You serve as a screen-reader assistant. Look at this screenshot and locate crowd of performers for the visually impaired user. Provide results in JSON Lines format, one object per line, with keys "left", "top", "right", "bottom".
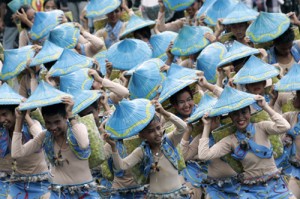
{"left": 1, "top": 0, "right": 300, "bottom": 198}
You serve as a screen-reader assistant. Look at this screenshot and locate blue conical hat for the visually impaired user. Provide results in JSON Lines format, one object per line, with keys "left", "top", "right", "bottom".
{"left": 19, "top": 81, "right": 72, "bottom": 111}
{"left": 167, "top": 63, "right": 198, "bottom": 80}
{"left": 0, "top": 45, "right": 35, "bottom": 81}
{"left": 217, "top": 40, "right": 260, "bottom": 68}
{"left": 0, "top": 83, "right": 24, "bottom": 105}
{"left": 119, "top": 15, "right": 156, "bottom": 39}
{"left": 30, "top": 40, "right": 64, "bottom": 66}
{"left": 274, "top": 63, "right": 300, "bottom": 92}
{"left": 171, "top": 25, "right": 213, "bottom": 56}
{"left": 197, "top": 42, "right": 227, "bottom": 84}
{"left": 163, "top": 0, "right": 195, "bottom": 11}
{"left": 93, "top": 50, "right": 107, "bottom": 76}
{"left": 149, "top": 31, "right": 178, "bottom": 61}
{"left": 86, "top": 0, "right": 121, "bottom": 18}
{"left": 7, "top": 0, "right": 31, "bottom": 13}
{"left": 48, "top": 49, "right": 94, "bottom": 77}
{"left": 196, "top": 0, "right": 216, "bottom": 18}
{"left": 204, "top": 0, "right": 237, "bottom": 26}
{"left": 107, "top": 39, "right": 152, "bottom": 70}
{"left": 60, "top": 68, "right": 93, "bottom": 93}
{"left": 71, "top": 89, "right": 102, "bottom": 115}
{"left": 30, "top": 10, "right": 63, "bottom": 40}
{"left": 105, "top": 99, "right": 156, "bottom": 140}
{"left": 233, "top": 55, "right": 279, "bottom": 84}
{"left": 188, "top": 92, "right": 217, "bottom": 123}
{"left": 209, "top": 86, "right": 256, "bottom": 117}
{"left": 128, "top": 58, "right": 166, "bottom": 100}
{"left": 246, "top": 12, "right": 290, "bottom": 43}
{"left": 49, "top": 22, "right": 80, "bottom": 49}
{"left": 222, "top": 2, "right": 258, "bottom": 25}
{"left": 158, "top": 77, "right": 197, "bottom": 103}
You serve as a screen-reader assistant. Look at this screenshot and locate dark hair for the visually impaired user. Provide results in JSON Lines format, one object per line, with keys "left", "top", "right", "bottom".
{"left": 43, "top": 0, "right": 60, "bottom": 9}
{"left": 41, "top": 103, "right": 67, "bottom": 118}
{"left": 19, "top": 5, "right": 33, "bottom": 29}
{"left": 97, "top": 70, "right": 104, "bottom": 78}
{"left": 43, "top": 60, "right": 56, "bottom": 70}
{"left": 141, "top": 114, "right": 161, "bottom": 133}
{"left": 274, "top": 26, "right": 294, "bottom": 45}
{"left": 0, "top": 105, "right": 17, "bottom": 113}
{"left": 170, "top": 86, "right": 193, "bottom": 105}
{"left": 133, "top": 26, "right": 152, "bottom": 40}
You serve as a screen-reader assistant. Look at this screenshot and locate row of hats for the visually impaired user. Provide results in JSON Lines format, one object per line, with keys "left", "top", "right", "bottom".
{"left": 85, "top": 0, "right": 196, "bottom": 19}
{"left": 1, "top": 62, "right": 298, "bottom": 141}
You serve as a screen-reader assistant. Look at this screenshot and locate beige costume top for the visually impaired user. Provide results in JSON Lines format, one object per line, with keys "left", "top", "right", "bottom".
{"left": 156, "top": 11, "right": 195, "bottom": 33}
{"left": 102, "top": 78, "right": 130, "bottom": 104}
{"left": 104, "top": 144, "right": 138, "bottom": 189}
{"left": 19, "top": 30, "right": 31, "bottom": 48}
{"left": 198, "top": 113, "right": 290, "bottom": 179}
{"left": 274, "top": 92, "right": 294, "bottom": 114}
{"left": 19, "top": 72, "right": 39, "bottom": 98}
{"left": 111, "top": 113, "right": 187, "bottom": 193}
{"left": 181, "top": 134, "right": 237, "bottom": 179}
{"left": 11, "top": 120, "right": 48, "bottom": 175}
{"left": 12, "top": 123, "right": 93, "bottom": 185}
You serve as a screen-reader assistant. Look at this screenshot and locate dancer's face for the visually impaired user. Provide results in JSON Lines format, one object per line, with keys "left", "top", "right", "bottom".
{"left": 44, "top": 114, "right": 68, "bottom": 138}
{"left": 173, "top": 91, "right": 195, "bottom": 119}
{"left": 229, "top": 107, "right": 251, "bottom": 131}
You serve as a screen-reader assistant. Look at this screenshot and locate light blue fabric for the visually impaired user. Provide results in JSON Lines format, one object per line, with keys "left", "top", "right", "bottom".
{"left": 105, "top": 20, "right": 123, "bottom": 49}
{"left": 205, "top": 178, "right": 240, "bottom": 199}
{"left": 232, "top": 123, "right": 273, "bottom": 160}
{"left": 240, "top": 177, "right": 293, "bottom": 199}
{"left": 110, "top": 189, "right": 145, "bottom": 199}
{"left": 0, "top": 178, "right": 9, "bottom": 199}
{"left": 9, "top": 180, "right": 50, "bottom": 199}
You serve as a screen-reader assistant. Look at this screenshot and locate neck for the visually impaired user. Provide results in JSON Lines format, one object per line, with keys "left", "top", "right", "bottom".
{"left": 108, "top": 21, "right": 118, "bottom": 28}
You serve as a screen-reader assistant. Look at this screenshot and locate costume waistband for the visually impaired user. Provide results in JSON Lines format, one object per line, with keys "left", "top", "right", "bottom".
{"left": 49, "top": 181, "right": 102, "bottom": 195}
{"left": 111, "top": 185, "right": 146, "bottom": 194}
{"left": 239, "top": 169, "right": 281, "bottom": 185}
{"left": 202, "top": 175, "right": 238, "bottom": 187}
{"left": 147, "top": 185, "right": 191, "bottom": 198}
{"left": 10, "top": 172, "right": 49, "bottom": 183}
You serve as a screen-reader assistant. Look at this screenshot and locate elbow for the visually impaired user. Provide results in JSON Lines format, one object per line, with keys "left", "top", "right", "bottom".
{"left": 11, "top": 151, "right": 22, "bottom": 159}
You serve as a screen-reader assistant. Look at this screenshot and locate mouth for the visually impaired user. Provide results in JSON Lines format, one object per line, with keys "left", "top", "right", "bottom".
{"left": 236, "top": 120, "right": 246, "bottom": 126}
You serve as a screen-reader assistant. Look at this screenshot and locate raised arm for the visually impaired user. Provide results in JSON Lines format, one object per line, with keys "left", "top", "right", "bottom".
{"left": 103, "top": 133, "right": 144, "bottom": 170}
{"left": 198, "top": 115, "right": 232, "bottom": 161}
{"left": 255, "top": 95, "right": 291, "bottom": 135}
{"left": 11, "top": 109, "right": 46, "bottom": 158}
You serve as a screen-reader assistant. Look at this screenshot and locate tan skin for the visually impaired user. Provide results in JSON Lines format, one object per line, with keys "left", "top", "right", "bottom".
{"left": 42, "top": 97, "right": 76, "bottom": 149}
{"left": 245, "top": 81, "right": 266, "bottom": 96}
{"left": 104, "top": 100, "right": 171, "bottom": 154}
{"left": 0, "top": 109, "right": 16, "bottom": 135}
{"left": 44, "top": 0, "right": 58, "bottom": 12}
{"left": 173, "top": 91, "right": 195, "bottom": 120}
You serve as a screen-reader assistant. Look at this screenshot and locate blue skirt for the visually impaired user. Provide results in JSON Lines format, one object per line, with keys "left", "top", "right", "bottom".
{"left": 110, "top": 191, "right": 145, "bottom": 199}
{"left": 9, "top": 180, "right": 50, "bottom": 199}
{"left": 240, "top": 176, "right": 294, "bottom": 199}
{"left": 0, "top": 179, "right": 9, "bottom": 199}
{"left": 205, "top": 178, "right": 240, "bottom": 199}
{"left": 181, "top": 161, "right": 207, "bottom": 188}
